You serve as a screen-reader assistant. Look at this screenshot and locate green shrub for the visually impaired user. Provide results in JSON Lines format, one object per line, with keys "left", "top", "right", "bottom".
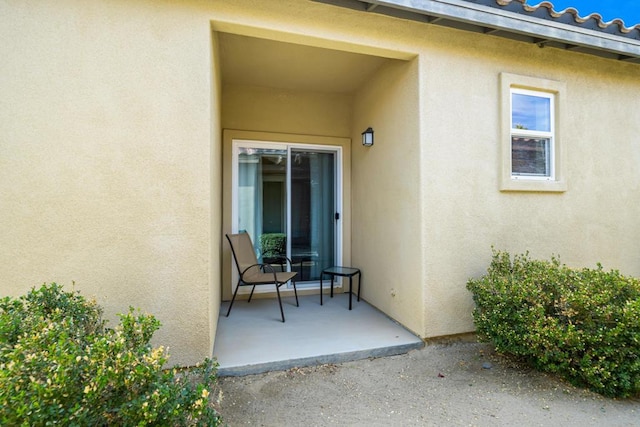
{"left": 0, "top": 283, "right": 222, "bottom": 426}
{"left": 259, "top": 233, "right": 286, "bottom": 257}
{"left": 467, "top": 250, "right": 640, "bottom": 398}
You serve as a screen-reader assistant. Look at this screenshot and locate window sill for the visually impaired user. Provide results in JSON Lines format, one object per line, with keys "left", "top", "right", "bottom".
{"left": 500, "top": 178, "right": 567, "bottom": 192}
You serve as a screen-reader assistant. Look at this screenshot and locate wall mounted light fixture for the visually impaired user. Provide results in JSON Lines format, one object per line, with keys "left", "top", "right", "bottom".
{"left": 361, "top": 127, "right": 374, "bottom": 147}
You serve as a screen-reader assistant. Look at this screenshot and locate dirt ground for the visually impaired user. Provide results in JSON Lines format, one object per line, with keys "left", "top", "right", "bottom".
{"left": 217, "top": 341, "right": 638, "bottom": 426}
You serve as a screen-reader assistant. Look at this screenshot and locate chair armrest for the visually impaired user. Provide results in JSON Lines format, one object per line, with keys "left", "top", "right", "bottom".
{"left": 241, "top": 263, "right": 279, "bottom": 282}
{"left": 240, "top": 263, "right": 266, "bottom": 278}
{"left": 263, "top": 256, "right": 296, "bottom": 273}
{"left": 283, "top": 256, "right": 295, "bottom": 269}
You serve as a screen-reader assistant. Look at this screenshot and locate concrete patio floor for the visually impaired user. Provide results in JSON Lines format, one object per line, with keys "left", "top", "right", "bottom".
{"left": 213, "top": 293, "right": 423, "bottom": 376}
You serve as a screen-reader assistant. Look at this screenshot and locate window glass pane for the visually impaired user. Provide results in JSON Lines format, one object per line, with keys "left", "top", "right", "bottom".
{"left": 236, "top": 145, "right": 338, "bottom": 283}
{"left": 238, "top": 147, "right": 287, "bottom": 255}
{"left": 512, "top": 137, "right": 550, "bottom": 176}
{"left": 290, "top": 150, "right": 335, "bottom": 281}
{"left": 512, "top": 93, "right": 551, "bottom": 132}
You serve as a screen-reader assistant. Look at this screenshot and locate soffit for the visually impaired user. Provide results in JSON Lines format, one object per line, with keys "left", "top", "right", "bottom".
{"left": 218, "top": 32, "right": 390, "bottom": 94}
{"left": 311, "top": 0, "right": 640, "bottom": 64}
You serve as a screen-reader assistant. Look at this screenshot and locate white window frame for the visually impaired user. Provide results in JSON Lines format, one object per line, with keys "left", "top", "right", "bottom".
{"left": 510, "top": 88, "right": 554, "bottom": 179}
{"left": 500, "top": 73, "right": 567, "bottom": 192}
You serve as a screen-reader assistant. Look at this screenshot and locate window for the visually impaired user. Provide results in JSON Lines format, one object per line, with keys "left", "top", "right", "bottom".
{"left": 511, "top": 89, "right": 553, "bottom": 178}
{"left": 500, "top": 73, "right": 566, "bottom": 192}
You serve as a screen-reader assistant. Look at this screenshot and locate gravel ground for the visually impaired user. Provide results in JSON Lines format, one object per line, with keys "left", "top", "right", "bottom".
{"left": 218, "top": 341, "right": 638, "bottom": 426}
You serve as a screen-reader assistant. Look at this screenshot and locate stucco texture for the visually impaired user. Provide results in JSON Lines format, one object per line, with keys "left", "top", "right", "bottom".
{"left": 2, "top": 0, "right": 639, "bottom": 364}
{"left": 1, "top": 0, "right": 218, "bottom": 366}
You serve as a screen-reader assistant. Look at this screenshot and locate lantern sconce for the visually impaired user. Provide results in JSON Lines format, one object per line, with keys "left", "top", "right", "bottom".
{"left": 361, "top": 127, "right": 374, "bottom": 147}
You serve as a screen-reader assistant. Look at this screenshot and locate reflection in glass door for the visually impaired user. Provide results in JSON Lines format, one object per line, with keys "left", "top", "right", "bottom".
{"left": 290, "top": 149, "right": 335, "bottom": 281}
{"left": 234, "top": 141, "right": 340, "bottom": 284}
{"left": 236, "top": 146, "right": 287, "bottom": 253}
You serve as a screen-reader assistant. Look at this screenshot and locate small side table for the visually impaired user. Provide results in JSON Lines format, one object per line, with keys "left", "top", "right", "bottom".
{"left": 320, "top": 266, "right": 361, "bottom": 310}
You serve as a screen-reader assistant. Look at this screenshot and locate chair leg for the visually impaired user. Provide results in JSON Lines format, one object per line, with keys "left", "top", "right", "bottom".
{"left": 292, "top": 280, "right": 299, "bottom": 307}
{"left": 247, "top": 285, "right": 256, "bottom": 302}
{"left": 226, "top": 283, "right": 241, "bottom": 317}
{"left": 275, "top": 284, "right": 285, "bottom": 322}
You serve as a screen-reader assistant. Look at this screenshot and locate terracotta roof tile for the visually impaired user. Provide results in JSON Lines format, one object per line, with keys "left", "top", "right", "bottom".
{"left": 488, "top": 0, "right": 640, "bottom": 38}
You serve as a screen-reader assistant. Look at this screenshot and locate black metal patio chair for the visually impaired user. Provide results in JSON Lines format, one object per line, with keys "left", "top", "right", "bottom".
{"left": 226, "top": 232, "right": 299, "bottom": 322}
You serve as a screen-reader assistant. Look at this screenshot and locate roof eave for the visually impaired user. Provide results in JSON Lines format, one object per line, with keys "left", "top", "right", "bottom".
{"left": 311, "top": 0, "right": 640, "bottom": 63}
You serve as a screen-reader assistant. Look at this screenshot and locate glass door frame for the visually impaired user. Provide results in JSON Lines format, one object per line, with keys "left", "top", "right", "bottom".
{"left": 231, "top": 138, "right": 343, "bottom": 289}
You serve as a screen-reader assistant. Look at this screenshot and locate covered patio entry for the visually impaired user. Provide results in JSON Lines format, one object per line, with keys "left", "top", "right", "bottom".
{"left": 213, "top": 294, "right": 423, "bottom": 376}
{"left": 215, "top": 26, "right": 423, "bottom": 373}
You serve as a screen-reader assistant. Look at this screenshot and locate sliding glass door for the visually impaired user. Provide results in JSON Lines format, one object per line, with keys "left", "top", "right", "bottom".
{"left": 233, "top": 140, "right": 341, "bottom": 284}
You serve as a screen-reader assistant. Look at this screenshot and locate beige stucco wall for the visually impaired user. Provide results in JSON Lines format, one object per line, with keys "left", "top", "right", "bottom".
{"left": 3, "top": 0, "right": 639, "bottom": 362}
{"left": 210, "top": 30, "right": 223, "bottom": 356}
{"left": 222, "top": 84, "right": 353, "bottom": 137}
{"left": 0, "top": 0, "right": 219, "bottom": 366}
{"left": 419, "top": 29, "right": 640, "bottom": 337}
{"left": 352, "top": 58, "right": 424, "bottom": 336}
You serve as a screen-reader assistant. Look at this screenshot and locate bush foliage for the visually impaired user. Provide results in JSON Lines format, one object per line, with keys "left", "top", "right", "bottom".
{"left": 259, "top": 233, "right": 286, "bottom": 258}
{"left": 467, "top": 250, "right": 640, "bottom": 398}
{"left": 0, "top": 283, "right": 222, "bottom": 426}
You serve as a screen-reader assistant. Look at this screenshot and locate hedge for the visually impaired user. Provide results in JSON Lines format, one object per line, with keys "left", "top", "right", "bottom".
{"left": 0, "top": 283, "right": 222, "bottom": 425}
{"left": 467, "top": 250, "right": 640, "bottom": 397}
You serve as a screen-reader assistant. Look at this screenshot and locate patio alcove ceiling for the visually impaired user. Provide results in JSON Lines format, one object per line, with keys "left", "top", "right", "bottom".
{"left": 218, "top": 32, "right": 392, "bottom": 94}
